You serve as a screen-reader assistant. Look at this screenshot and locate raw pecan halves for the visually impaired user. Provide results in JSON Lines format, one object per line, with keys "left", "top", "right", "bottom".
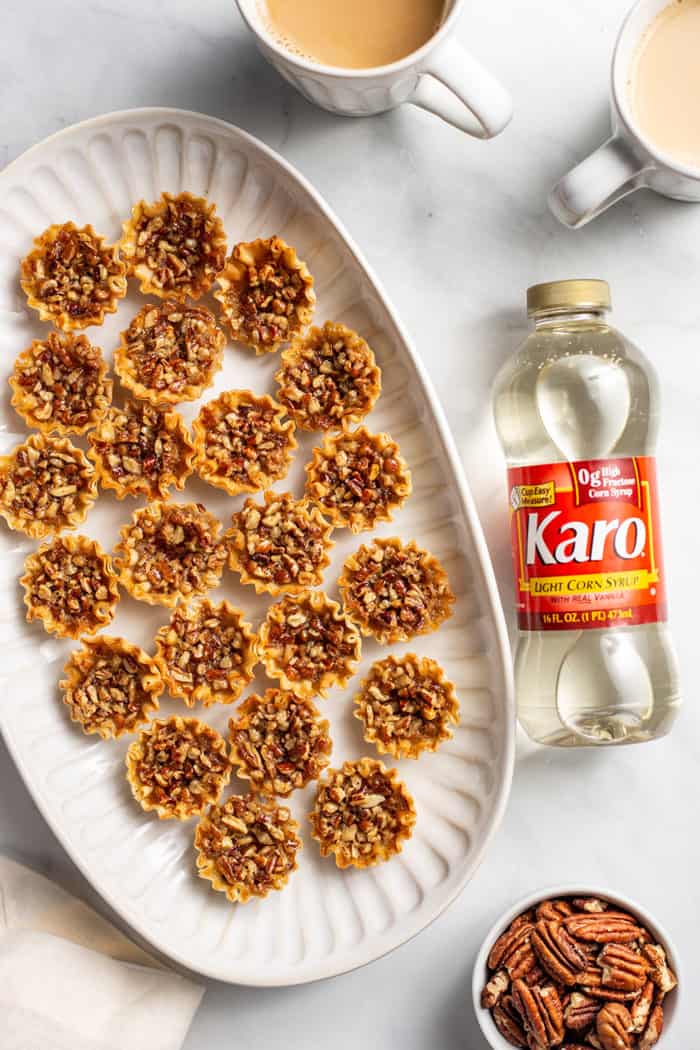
{"left": 565, "top": 912, "right": 643, "bottom": 945}
{"left": 512, "top": 980, "right": 564, "bottom": 1048}
{"left": 596, "top": 1003, "right": 633, "bottom": 1050}
{"left": 532, "top": 920, "right": 588, "bottom": 985}
{"left": 599, "top": 944, "right": 648, "bottom": 993}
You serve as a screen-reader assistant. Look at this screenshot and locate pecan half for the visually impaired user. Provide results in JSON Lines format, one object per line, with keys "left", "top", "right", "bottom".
{"left": 512, "top": 980, "right": 564, "bottom": 1048}
{"left": 481, "top": 968, "right": 510, "bottom": 1009}
{"left": 489, "top": 915, "right": 534, "bottom": 969}
{"left": 637, "top": 1003, "right": 663, "bottom": 1050}
{"left": 532, "top": 920, "right": 587, "bottom": 985}
{"left": 564, "top": 991, "right": 600, "bottom": 1032}
{"left": 537, "top": 899, "right": 575, "bottom": 922}
{"left": 573, "top": 898, "right": 608, "bottom": 914}
{"left": 642, "top": 944, "right": 677, "bottom": 995}
{"left": 596, "top": 1003, "right": 633, "bottom": 1050}
{"left": 493, "top": 995, "right": 528, "bottom": 1048}
{"left": 565, "top": 913, "right": 643, "bottom": 945}
{"left": 598, "top": 944, "right": 648, "bottom": 993}
{"left": 629, "top": 981, "right": 654, "bottom": 1034}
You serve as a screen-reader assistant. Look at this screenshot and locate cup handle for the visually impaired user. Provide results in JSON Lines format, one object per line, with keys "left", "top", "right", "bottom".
{"left": 549, "top": 135, "right": 651, "bottom": 228}
{"left": 410, "top": 38, "right": 513, "bottom": 139}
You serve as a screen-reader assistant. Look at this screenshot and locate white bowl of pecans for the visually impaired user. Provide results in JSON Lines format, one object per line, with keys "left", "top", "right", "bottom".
{"left": 472, "top": 887, "right": 680, "bottom": 1049}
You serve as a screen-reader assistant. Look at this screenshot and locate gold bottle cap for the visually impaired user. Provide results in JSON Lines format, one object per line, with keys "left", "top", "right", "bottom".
{"left": 527, "top": 279, "right": 611, "bottom": 317}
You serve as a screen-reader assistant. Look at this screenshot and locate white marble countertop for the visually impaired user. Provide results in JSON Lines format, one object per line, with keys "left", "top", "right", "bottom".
{"left": 1, "top": 0, "right": 698, "bottom": 1045}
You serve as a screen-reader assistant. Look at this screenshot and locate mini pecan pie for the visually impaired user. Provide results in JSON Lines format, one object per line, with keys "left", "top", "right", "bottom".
{"left": 0, "top": 433, "right": 97, "bottom": 538}
{"left": 214, "top": 236, "right": 315, "bottom": 353}
{"left": 119, "top": 192, "right": 227, "bottom": 301}
{"left": 258, "top": 590, "right": 361, "bottom": 699}
{"left": 227, "top": 490, "right": 334, "bottom": 595}
{"left": 21, "top": 534, "right": 119, "bottom": 638}
{"left": 60, "top": 636, "right": 163, "bottom": 739}
{"left": 155, "top": 599, "right": 257, "bottom": 707}
{"left": 339, "top": 537, "right": 455, "bottom": 644}
{"left": 309, "top": 758, "right": 416, "bottom": 869}
{"left": 10, "top": 332, "right": 112, "bottom": 435}
{"left": 354, "top": 654, "right": 460, "bottom": 759}
{"left": 305, "top": 427, "right": 411, "bottom": 533}
{"left": 88, "top": 400, "right": 195, "bottom": 500}
{"left": 20, "top": 222, "right": 127, "bottom": 330}
{"left": 114, "top": 500, "right": 226, "bottom": 607}
{"left": 275, "top": 322, "right": 381, "bottom": 431}
{"left": 229, "top": 689, "right": 332, "bottom": 796}
{"left": 193, "top": 390, "right": 296, "bottom": 495}
{"left": 115, "top": 301, "right": 225, "bottom": 405}
{"left": 126, "top": 715, "right": 231, "bottom": 820}
{"left": 195, "top": 794, "right": 301, "bottom": 902}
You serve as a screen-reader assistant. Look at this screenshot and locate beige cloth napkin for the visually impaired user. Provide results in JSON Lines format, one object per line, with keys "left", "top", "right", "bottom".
{"left": 0, "top": 857, "right": 204, "bottom": 1050}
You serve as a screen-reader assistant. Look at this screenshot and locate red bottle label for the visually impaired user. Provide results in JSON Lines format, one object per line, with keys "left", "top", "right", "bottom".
{"left": 507, "top": 457, "right": 667, "bottom": 631}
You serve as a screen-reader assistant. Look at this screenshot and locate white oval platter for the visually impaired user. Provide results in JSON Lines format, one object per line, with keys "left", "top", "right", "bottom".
{"left": 0, "top": 108, "right": 514, "bottom": 985}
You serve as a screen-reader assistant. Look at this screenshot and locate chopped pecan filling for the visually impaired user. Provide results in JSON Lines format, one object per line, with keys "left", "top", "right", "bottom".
{"left": 126, "top": 716, "right": 231, "bottom": 819}
{"left": 193, "top": 391, "right": 295, "bottom": 494}
{"left": 275, "top": 322, "right": 381, "bottom": 430}
{"left": 305, "top": 427, "right": 411, "bottom": 532}
{"left": 20, "top": 222, "right": 127, "bottom": 329}
{"left": 120, "top": 192, "right": 227, "bottom": 300}
{"left": 258, "top": 590, "right": 361, "bottom": 699}
{"left": 116, "top": 301, "right": 225, "bottom": 404}
{"left": 155, "top": 599, "right": 256, "bottom": 707}
{"left": 88, "top": 400, "right": 194, "bottom": 499}
{"left": 0, "top": 434, "right": 96, "bottom": 538}
{"left": 309, "top": 758, "right": 416, "bottom": 869}
{"left": 229, "top": 689, "right": 332, "bottom": 796}
{"left": 339, "top": 538, "right": 454, "bottom": 644}
{"left": 195, "top": 794, "right": 301, "bottom": 902}
{"left": 228, "top": 491, "right": 333, "bottom": 594}
{"left": 115, "top": 501, "right": 226, "bottom": 607}
{"left": 60, "top": 636, "right": 162, "bottom": 738}
{"left": 214, "top": 236, "right": 315, "bottom": 352}
{"left": 480, "top": 896, "right": 677, "bottom": 1049}
{"left": 355, "top": 655, "right": 459, "bottom": 759}
{"left": 21, "top": 535, "right": 119, "bottom": 638}
{"left": 10, "top": 332, "right": 112, "bottom": 434}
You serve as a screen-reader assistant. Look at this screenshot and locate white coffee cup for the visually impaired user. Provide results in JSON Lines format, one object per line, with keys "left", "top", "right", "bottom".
{"left": 550, "top": 0, "right": 700, "bottom": 228}
{"left": 235, "top": 0, "right": 513, "bottom": 140}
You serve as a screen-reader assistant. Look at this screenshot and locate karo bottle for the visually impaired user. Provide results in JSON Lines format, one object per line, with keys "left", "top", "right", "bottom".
{"left": 493, "top": 280, "right": 681, "bottom": 746}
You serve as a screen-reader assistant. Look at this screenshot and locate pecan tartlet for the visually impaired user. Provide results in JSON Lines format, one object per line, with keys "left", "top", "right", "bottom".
{"left": 258, "top": 590, "right": 361, "bottom": 699}
{"left": 193, "top": 390, "right": 296, "bottom": 495}
{"left": 21, "top": 534, "right": 119, "bottom": 639}
{"left": 355, "top": 654, "right": 459, "bottom": 759}
{"left": 10, "top": 332, "right": 112, "bottom": 435}
{"left": 195, "top": 794, "right": 301, "bottom": 902}
{"left": 115, "top": 301, "right": 225, "bottom": 405}
{"left": 275, "top": 322, "right": 381, "bottom": 431}
{"left": 114, "top": 501, "right": 226, "bottom": 607}
{"left": 119, "top": 192, "right": 227, "bottom": 301}
{"left": 126, "top": 715, "right": 231, "bottom": 820}
{"left": 19, "top": 222, "right": 127, "bottom": 330}
{"left": 339, "top": 537, "right": 455, "bottom": 644}
{"left": 309, "top": 758, "right": 416, "bottom": 869}
{"left": 229, "top": 689, "right": 332, "bottom": 796}
{"left": 214, "top": 236, "right": 315, "bottom": 353}
{"left": 88, "top": 400, "right": 195, "bottom": 500}
{"left": 305, "top": 427, "right": 411, "bottom": 533}
{"left": 227, "top": 490, "right": 334, "bottom": 595}
{"left": 155, "top": 599, "right": 257, "bottom": 707}
{"left": 0, "top": 433, "right": 97, "bottom": 538}
{"left": 60, "top": 636, "right": 163, "bottom": 739}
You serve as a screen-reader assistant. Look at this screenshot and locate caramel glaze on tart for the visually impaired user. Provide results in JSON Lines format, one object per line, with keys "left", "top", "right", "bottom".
{"left": 309, "top": 758, "right": 416, "bottom": 870}
{"left": 126, "top": 715, "right": 231, "bottom": 820}
{"left": 60, "top": 635, "right": 163, "bottom": 739}
{"left": 155, "top": 599, "right": 257, "bottom": 708}
{"left": 0, "top": 433, "right": 97, "bottom": 538}
{"left": 10, "top": 332, "right": 112, "bottom": 435}
{"left": 227, "top": 490, "right": 334, "bottom": 596}
{"left": 195, "top": 794, "right": 301, "bottom": 902}
{"left": 305, "top": 426, "right": 411, "bottom": 533}
{"left": 119, "top": 192, "right": 227, "bottom": 301}
{"left": 214, "top": 236, "right": 315, "bottom": 353}
{"left": 275, "top": 321, "right": 381, "bottom": 431}
{"left": 193, "top": 390, "right": 296, "bottom": 496}
{"left": 20, "top": 222, "right": 127, "bottom": 330}
{"left": 339, "top": 537, "right": 455, "bottom": 645}
{"left": 355, "top": 654, "right": 459, "bottom": 759}
{"left": 229, "top": 689, "right": 332, "bottom": 797}
{"left": 88, "top": 400, "right": 195, "bottom": 500}
{"left": 21, "top": 534, "right": 120, "bottom": 639}
{"left": 114, "top": 500, "right": 226, "bottom": 608}
{"left": 258, "top": 590, "right": 361, "bottom": 700}
{"left": 115, "top": 300, "right": 225, "bottom": 406}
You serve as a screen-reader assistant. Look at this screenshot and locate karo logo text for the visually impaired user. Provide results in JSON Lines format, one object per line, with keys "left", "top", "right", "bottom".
{"left": 525, "top": 510, "right": 647, "bottom": 567}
